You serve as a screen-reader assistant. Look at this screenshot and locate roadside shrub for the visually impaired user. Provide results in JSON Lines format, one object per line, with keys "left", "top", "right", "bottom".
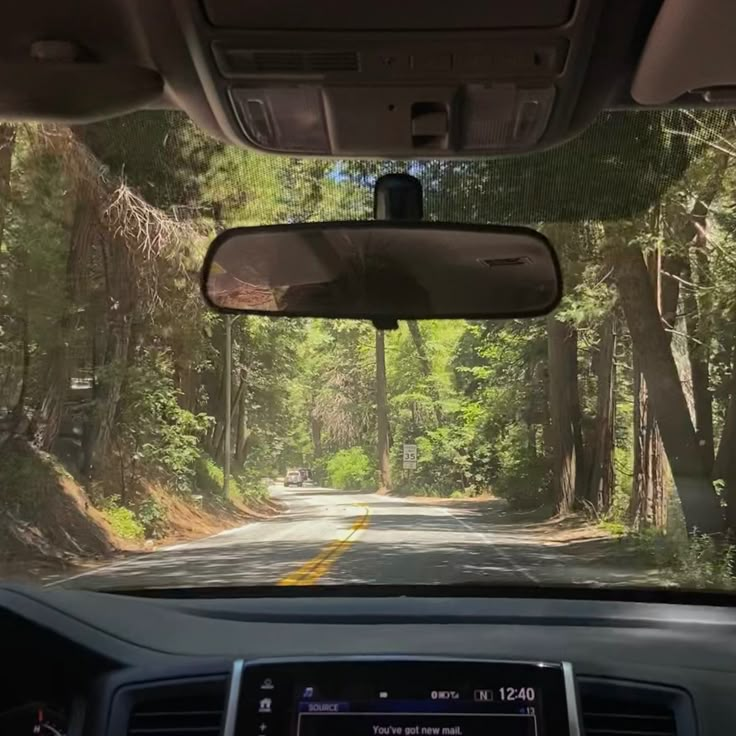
{"left": 492, "top": 424, "right": 549, "bottom": 509}
{"left": 100, "top": 496, "right": 145, "bottom": 541}
{"left": 235, "top": 465, "right": 270, "bottom": 503}
{"left": 671, "top": 534, "right": 735, "bottom": 588}
{"left": 118, "top": 348, "right": 212, "bottom": 492}
{"left": 137, "top": 497, "right": 167, "bottom": 538}
{"left": 326, "top": 448, "right": 375, "bottom": 490}
{"left": 627, "top": 514, "right": 736, "bottom": 590}
{"left": 194, "top": 454, "right": 271, "bottom": 504}
{"left": 392, "top": 428, "right": 468, "bottom": 496}
{"left": 195, "top": 454, "right": 224, "bottom": 495}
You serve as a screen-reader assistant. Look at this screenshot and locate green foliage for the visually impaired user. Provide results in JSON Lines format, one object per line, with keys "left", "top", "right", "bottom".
{"left": 100, "top": 496, "right": 145, "bottom": 541}
{"left": 195, "top": 455, "right": 224, "bottom": 495}
{"left": 670, "top": 535, "right": 736, "bottom": 589}
{"left": 632, "top": 526, "right": 736, "bottom": 589}
{"left": 326, "top": 448, "right": 375, "bottom": 490}
{"left": 119, "top": 348, "right": 212, "bottom": 491}
{"left": 194, "top": 454, "right": 270, "bottom": 504}
{"left": 598, "top": 520, "right": 627, "bottom": 537}
{"left": 233, "top": 466, "right": 271, "bottom": 503}
{"left": 492, "top": 424, "right": 550, "bottom": 509}
{"left": 137, "top": 497, "right": 167, "bottom": 538}
{"left": 4, "top": 108, "right": 736, "bottom": 589}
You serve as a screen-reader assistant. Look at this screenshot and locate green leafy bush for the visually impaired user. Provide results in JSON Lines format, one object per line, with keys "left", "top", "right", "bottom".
{"left": 628, "top": 520, "right": 735, "bottom": 590}
{"left": 194, "top": 455, "right": 270, "bottom": 504}
{"left": 100, "top": 496, "right": 145, "bottom": 541}
{"left": 234, "top": 466, "right": 270, "bottom": 503}
{"left": 492, "top": 424, "right": 550, "bottom": 509}
{"left": 326, "top": 448, "right": 375, "bottom": 490}
{"left": 391, "top": 427, "right": 470, "bottom": 497}
{"left": 195, "top": 455, "right": 224, "bottom": 495}
{"left": 118, "top": 348, "right": 212, "bottom": 491}
{"left": 137, "top": 497, "right": 167, "bottom": 538}
{"left": 670, "top": 534, "right": 735, "bottom": 588}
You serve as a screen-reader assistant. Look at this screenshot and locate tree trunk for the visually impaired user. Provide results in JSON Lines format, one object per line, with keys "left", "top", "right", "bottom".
{"left": 407, "top": 320, "right": 443, "bottom": 424}
{"left": 681, "top": 241, "right": 716, "bottom": 471}
{"left": 629, "top": 252, "right": 667, "bottom": 528}
{"left": 715, "top": 346, "right": 736, "bottom": 531}
{"left": 34, "top": 190, "right": 97, "bottom": 450}
{"left": 547, "top": 316, "right": 580, "bottom": 514}
{"left": 376, "top": 329, "right": 392, "bottom": 490}
{"left": 660, "top": 255, "right": 681, "bottom": 339}
{"left": 681, "top": 272, "right": 714, "bottom": 471}
{"left": 0, "top": 124, "right": 15, "bottom": 242}
{"left": 208, "top": 319, "right": 228, "bottom": 460}
{"left": 84, "top": 313, "right": 132, "bottom": 474}
{"left": 235, "top": 376, "right": 251, "bottom": 466}
{"left": 661, "top": 184, "right": 724, "bottom": 483}
{"left": 10, "top": 315, "right": 30, "bottom": 426}
{"left": 612, "top": 245, "right": 723, "bottom": 535}
{"left": 83, "top": 235, "right": 135, "bottom": 474}
{"left": 587, "top": 315, "right": 617, "bottom": 512}
{"left": 310, "top": 413, "right": 323, "bottom": 458}
{"left": 570, "top": 333, "right": 585, "bottom": 499}
{"left": 213, "top": 371, "right": 246, "bottom": 463}
{"left": 229, "top": 376, "right": 247, "bottom": 466}
{"left": 629, "top": 355, "right": 666, "bottom": 527}
{"left": 1, "top": 125, "right": 19, "bottom": 427}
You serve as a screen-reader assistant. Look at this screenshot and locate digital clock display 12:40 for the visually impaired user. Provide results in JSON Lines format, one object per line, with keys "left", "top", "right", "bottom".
{"left": 498, "top": 687, "right": 536, "bottom": 702}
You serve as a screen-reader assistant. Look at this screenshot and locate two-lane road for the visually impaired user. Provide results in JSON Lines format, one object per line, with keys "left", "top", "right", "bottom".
{"left": 54, "top": 487, "right": 655, "bottom": 589}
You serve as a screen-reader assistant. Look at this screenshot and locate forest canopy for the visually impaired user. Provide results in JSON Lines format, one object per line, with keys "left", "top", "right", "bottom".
{"left": 1, "top": 107, "right": 736, "bottom": 578}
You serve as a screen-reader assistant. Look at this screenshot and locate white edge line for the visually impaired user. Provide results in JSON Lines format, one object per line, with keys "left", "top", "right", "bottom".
{"left": 440, "top": 507, "right": 540, "bottom": 584}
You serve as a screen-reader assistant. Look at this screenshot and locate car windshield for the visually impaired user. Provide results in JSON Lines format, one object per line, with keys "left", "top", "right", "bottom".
{"left": 1, "top": 109, "right": 735, "bottom": 592}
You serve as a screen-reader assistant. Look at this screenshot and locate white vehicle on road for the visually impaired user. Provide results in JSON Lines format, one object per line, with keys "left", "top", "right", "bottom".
{"left": 284, "top": 470, "right": 303, "bottom": 487}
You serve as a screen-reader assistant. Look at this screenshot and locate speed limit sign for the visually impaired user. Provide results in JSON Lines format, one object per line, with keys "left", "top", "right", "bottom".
{"left": 403, "top": 444, "right": 417, "bottom": 469}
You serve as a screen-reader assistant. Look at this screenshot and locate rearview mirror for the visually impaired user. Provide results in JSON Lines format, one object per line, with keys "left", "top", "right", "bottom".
{"left": 202, "top": 222, "right": 561, "bottom": 323}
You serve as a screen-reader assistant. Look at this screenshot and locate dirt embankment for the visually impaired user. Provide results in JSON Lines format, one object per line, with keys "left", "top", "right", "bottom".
{"left": 0, "top": 440, "right": 279, "bottom": 582}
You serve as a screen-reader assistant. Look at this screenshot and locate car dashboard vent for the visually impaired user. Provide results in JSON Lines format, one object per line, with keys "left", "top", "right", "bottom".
{"left": 582, "top": 695, "right": 676, "bottom": 736}
{"left": 579, "top": 679, "right": 685, "bottom": 736}
{"left": 126, "top": 677, "right": 227, "bottom": 736}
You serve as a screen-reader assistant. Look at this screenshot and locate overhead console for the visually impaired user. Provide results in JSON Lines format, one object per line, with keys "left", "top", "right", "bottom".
{"left": 174, "top": 0, "right": 654, "bottom": 157}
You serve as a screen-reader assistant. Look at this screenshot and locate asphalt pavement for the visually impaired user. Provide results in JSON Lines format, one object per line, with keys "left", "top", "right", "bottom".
{"left": 52, "top": 486, "right": 655, "bottom": 590}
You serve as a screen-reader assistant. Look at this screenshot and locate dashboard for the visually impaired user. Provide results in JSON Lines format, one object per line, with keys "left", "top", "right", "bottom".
{"left": 0, "top": 701, "right": 75, "bottom": 736}
{"left": 2, "top": 583, "right": 736, "bottom": 736}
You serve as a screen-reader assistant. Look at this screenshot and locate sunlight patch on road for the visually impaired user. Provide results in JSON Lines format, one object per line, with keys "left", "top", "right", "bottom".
{"left": 277, "top": 504, "right": 370, "bottom": 585}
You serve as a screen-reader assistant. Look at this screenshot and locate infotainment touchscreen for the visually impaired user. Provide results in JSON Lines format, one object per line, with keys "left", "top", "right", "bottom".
{"left": 232, "top": 659, "right": 578, "bottom": 736}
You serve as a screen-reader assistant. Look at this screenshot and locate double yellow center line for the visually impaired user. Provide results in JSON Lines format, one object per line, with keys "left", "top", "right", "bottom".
{"left": 278, "top": 504, "right": 370, "bottom": 586}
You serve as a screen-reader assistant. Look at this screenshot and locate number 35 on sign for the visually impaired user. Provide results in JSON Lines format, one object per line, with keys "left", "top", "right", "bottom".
{"left": 403, "top": 444, "right": 417, "bottom": 469}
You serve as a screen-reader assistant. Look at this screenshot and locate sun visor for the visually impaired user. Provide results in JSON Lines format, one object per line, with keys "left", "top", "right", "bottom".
{"left": 0, "top": 63, "right": 162, "bottom": 123}
{"left": 632, "top": 0, "right": 736, "bottom": 105}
